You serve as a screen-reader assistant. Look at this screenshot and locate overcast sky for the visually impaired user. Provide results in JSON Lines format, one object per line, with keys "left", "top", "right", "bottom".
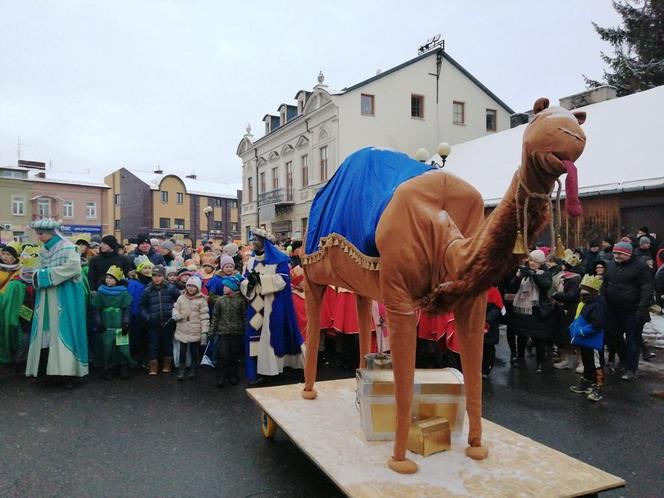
{"left": 0, "top": 0, "right": 621, "bottom": 183}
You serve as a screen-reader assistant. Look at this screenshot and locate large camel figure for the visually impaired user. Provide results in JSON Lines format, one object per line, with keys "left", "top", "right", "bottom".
{"left": 301, "top": 98, "right": 587, "bottom": 474}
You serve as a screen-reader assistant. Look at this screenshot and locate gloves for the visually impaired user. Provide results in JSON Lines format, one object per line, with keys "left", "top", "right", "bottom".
{"left": 121, "top": 324, "right": 130, "bottom": 336}
{"left": 636, "top": 308, "right": 651, "bottom": 324}
{"left": 201, "top": 333, "right": 208, "bottom": 346}
{"left": 246, "top": 270, "right": 261, "bottom": 295}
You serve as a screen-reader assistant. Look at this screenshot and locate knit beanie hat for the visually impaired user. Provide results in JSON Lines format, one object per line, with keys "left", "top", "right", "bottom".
{"left": 186, "top": 275, "right": 202, "bottom": 292}
{"left": 613, "top": 241, "right": 633, "bottom": 256}
{"left": 1, "top": 245, "right": 19, "bottom": 262}
{"left": 219, "top": 255, "right": 235, "bottom": 269}
{"left": 639, "top": 236, "right": 651, "bottom": 246}
{"left": 101, "top": 235, "right": 120, "bottom": 251}
{"left": 161, "top": 240, "right": 175, "bottom": 252}
{"left": 223, "top": 243, "right": 238, "bottom": 258}
{"left": 529, "top": 249, "right": 546, "bottom": 264}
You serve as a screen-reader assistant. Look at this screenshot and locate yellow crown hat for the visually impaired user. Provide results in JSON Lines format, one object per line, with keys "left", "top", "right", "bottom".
{"left": 106, "top": 265, "right": 125, "bottom": 282}
{"left": 580, "top": 274, "right": 602, "bottom": 293}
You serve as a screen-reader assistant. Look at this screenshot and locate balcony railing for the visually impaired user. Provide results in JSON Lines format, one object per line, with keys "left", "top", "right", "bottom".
{"left": 258, "top": 188, "right": 294, "bottom": 206}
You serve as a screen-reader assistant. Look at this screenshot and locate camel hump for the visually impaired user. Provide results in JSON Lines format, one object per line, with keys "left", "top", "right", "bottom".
{"left": 305, "top": 147, "right": 434, "bottom": 258}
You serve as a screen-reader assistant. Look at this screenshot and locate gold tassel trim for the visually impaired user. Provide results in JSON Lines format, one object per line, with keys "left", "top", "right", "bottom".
{"left": 302, "top": 233, "right": 381, "bottom": 271}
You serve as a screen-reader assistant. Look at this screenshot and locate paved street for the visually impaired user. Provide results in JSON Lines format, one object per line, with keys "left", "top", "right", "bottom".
{"left": 1, "top": 339, "right": 663, "bottom": 498}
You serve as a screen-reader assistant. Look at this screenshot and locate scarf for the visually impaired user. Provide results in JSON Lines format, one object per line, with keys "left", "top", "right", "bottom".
{"left": 98, "top": 284, "right": 128, "bottom": 296}
{"left": 513, "top": 274, "right": 541, "bottom": 315}
{"left": 0, "top": 262, "right": 20, "bottom": 272}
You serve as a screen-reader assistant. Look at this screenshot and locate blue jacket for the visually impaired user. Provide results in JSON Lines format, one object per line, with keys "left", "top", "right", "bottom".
{"left": 139, "top": 282, "right": 181, "bottom": 327}
{"left": 569, "top": 295, "right": 607, "bottom": 350}
{"left": 127, "top": 279, "right": 146, "bottom": 317}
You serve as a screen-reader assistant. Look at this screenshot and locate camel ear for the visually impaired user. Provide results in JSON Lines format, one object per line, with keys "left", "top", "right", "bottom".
{"left": 533, "top": 98, "right": 549, "bottom": 114}
{"left": 573, "top": 111, "right": 586, "bottom": 125}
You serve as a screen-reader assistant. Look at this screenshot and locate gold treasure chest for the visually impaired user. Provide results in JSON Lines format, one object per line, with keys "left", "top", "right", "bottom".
{"left": 356, "top": 368, "right": 466, "bottom": 441}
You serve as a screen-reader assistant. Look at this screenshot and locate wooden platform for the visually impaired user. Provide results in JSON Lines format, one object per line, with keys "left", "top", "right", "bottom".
{"left": 247, "top": 378, "right": 624, "bottom": 498}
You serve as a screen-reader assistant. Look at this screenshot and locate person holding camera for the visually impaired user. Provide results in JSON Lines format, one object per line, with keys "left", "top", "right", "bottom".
{"left": 510, "top": 249, "right": 554, "bottom": 373}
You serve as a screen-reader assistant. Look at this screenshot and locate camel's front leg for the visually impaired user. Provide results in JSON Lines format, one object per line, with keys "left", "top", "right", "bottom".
{"left": 356, "top": 295, "right": 373, "bottom": 369}
{"left": 302, "top": 280, "right": 326, "bottom": 400}
{"left": 455, "top": 295, "right": 489, "bottom": 460}
{"left": 384, "top": 309, "right": 418, "bottom": 474}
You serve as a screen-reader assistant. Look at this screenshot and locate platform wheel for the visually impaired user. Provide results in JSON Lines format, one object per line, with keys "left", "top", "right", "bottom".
{"left": 261, "top": 411, "right": 278, "bottom": 438}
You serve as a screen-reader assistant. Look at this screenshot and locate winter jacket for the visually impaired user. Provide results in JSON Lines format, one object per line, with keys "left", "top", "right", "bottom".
{"left": 551, "top": 271, "right": 581, "bottom": 322}
{"left": 139, "top": 282, "right": 181, "bottom": 327}
{"left": 602, "top": 257, "right": 654, "bottom": 313}
{"left": 655, "top": 265, "right": 664, "bottom": 306}
{"left": 569, "top": 295, "right": 607, "bottom": 350}
{"left": 172, "top": 292, "right": 209, "bottom": 343}
{"left": 210, "top": 293, "right": 247, "bottom": 336}
{"left": 130, "top": 248, "right": 165, "bottom": 268}
{"left": 127, "top": 278, "right": 147, "bottom": 317}
{"left": 90, "top": 285, "right": 131, "bottom": 330}
{"left": 87, "top": 251, "right": 132, "bottom": 291}
{"left": 509, "top": 268, "right": 554, "bottom": 339}
{"left": 581, "top": 250, "right": 600, "bottom": 275}
{"left": 484, "top": 303, "right": 502, "bottom": 346}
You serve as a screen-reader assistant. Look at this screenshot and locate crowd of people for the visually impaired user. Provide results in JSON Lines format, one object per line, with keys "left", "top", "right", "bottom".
{"left": 1, "top": 219, "right": 663, "bottom": 404}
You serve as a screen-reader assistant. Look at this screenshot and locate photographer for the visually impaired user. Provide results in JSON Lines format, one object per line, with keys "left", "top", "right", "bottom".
{"left": 510, "top": 249, "right": 554, "bottom": 373}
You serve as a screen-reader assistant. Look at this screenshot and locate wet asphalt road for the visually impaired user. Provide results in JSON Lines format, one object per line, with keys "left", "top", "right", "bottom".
{"left": 1, "top": 339, "right": 663, "bottom": 498}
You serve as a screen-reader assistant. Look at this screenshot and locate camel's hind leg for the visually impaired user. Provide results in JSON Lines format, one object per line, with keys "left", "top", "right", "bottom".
{"left": 356, "top": 295, "right": 373, "bottom": 369}
{"left": 302, "top": 279, "right": 326, "bottom": 400}
{"left": 455, "top": 294, "right": 489, "bottom": 460}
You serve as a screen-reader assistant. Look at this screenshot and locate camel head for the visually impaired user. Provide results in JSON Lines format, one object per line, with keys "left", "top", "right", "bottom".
{"left": 521, "top": 97, "right": 587, "bottom": 217}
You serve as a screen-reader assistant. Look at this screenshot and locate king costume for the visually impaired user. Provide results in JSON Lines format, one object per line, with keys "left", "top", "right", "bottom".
{"left": 241, "top": 230, "right": 304, "bottom": 382}
{"left": 25, "top": 219, "right": 89, "bottom": 378}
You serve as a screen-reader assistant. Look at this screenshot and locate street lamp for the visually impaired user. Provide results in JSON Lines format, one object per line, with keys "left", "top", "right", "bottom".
{"left": 414, "top": 148, "right": 430, "bottom": 162}
{"left": 434, "top": 142, "right": 451, "bottom": 168}
{"left": 204, "top": 205, "right": 212, "bottom": 240}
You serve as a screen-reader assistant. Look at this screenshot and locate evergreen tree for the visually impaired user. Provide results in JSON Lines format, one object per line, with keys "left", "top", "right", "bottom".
{"left": 585, "top": 0, "right": 664, "bottom": 96}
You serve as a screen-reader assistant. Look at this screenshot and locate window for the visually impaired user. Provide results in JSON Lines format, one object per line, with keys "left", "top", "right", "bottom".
{"left": 248, "top": 177, "right": 253, "bottom": 202}
{"left": 114, "top": 193, "right": 121, "bottom": 205}
{"left": 361, "top": 94, "right": 375, "bottom": 115}
{"left": 301, "top": 154, "right": 309, "bottom": 187}
{"left": 159, "top": 217, "right": 170, "bottom": 228}
{"left": 411, "top": 95, "right": 424, "bottom": 118}
{"left": 212, "top": 198, "right": 223, "bottom": 207}
{"left": 231, "top": 222, "right": 238, "bottom": 231}
{"left": 301, "top": 217, "right": 308, "bottom": 237}
{"left": 286, "top": 161, "right": 293, "bottom": 201}
{"left": 11, "top": 196, "right": 25, "bottom": 216}
{"left": 114, "top": 219, "right": 120, "bottom": 229}
{"left": 174, "top": 218, "right": 185, "bottom": 230}
{"left": 176, "top": 192, "right": 184, "bottom": 204}
{"left": 229, "top": 200, "right": 237, "bottom": 209}
{"left": 86, "top": 202, "right": 97, "bottom": 219}
{"left": 320, "top": 146, "right": 328, "bottom": 181}
{"left": 212, "top": 221, "right": 223, "bottom": 230}
{"left": 453, "top": 101, "right": 465, "bottom": 125}
{"left": 486, "top": 109, "right": 497, "bottom": 131}
{"left": 272, "top": 167, "right": 279, "bottom": 190}
{"left": 260, "top": 172, "right": 266, "bottom": 193}
{"left": 160, "top": 191, "right": 168, "bottom": 203}
{"left": 62, "top": 200, "right": 74, "bottom": 218}
{"left": 37, "top": 198, "right": 51, "bottom": 217}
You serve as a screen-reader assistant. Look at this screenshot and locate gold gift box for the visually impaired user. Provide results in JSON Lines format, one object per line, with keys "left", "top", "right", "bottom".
{"left": 407, "top": 417, "right": 451, "bottom": 457}
{"left": 356, "top": 368, "right": 466, "bottom": 441}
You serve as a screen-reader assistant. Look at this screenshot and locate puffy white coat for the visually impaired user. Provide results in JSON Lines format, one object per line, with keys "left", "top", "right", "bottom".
{"left": 173, "top": 292, "right": 210, "bottom": 343}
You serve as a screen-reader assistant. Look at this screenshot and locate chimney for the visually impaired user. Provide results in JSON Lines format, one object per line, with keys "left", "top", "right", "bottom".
{"left": 154, "top": 168, "right": 163, "bottom": 174}
{"left": 559, "top": 85, "right": 617, "bottom": 110}
{"left": 186, "top": 173, "right": 197, "bottom": 179}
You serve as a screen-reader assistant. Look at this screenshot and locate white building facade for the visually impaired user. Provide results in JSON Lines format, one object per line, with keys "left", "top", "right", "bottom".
{"left": 237, "top": 47, "right": 514, "bottom": 242}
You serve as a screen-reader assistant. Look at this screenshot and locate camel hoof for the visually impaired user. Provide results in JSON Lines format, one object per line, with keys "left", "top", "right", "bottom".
{"left": 466, "top": 445, "right": 489, "bottom": 460}
{"left": 301, "top": 388, "right": 318, "bottom": 400}
{"left": 387, "top": 457, "right": 418, "bottom": 474}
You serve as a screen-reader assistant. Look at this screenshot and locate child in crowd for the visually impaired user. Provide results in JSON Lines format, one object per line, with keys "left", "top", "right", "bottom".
{"left": 172, "top": 276, "right": 209, "bottom": 381}
{"left": 210, "top": 255, "right": 246, "bottom": 387}
{"left": 569, "top": 275, "right": 607, "bottom": 401}
{"left": 140, "top": 265, "right": 181, "bottom": 375}
{"left": 166, "top": 267, "right": 179, "bottom": 287}
{"left": 175, "top": 268, "right": 193, "bottom": 291}
{"left": 198, "top": 254, "right": 218, "bottom": 295}
{"left": 90, "top": 265, "right": 132, "bottom": 379}
{"left": 127, "top": 256, "right": 153, "bottom": 367}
